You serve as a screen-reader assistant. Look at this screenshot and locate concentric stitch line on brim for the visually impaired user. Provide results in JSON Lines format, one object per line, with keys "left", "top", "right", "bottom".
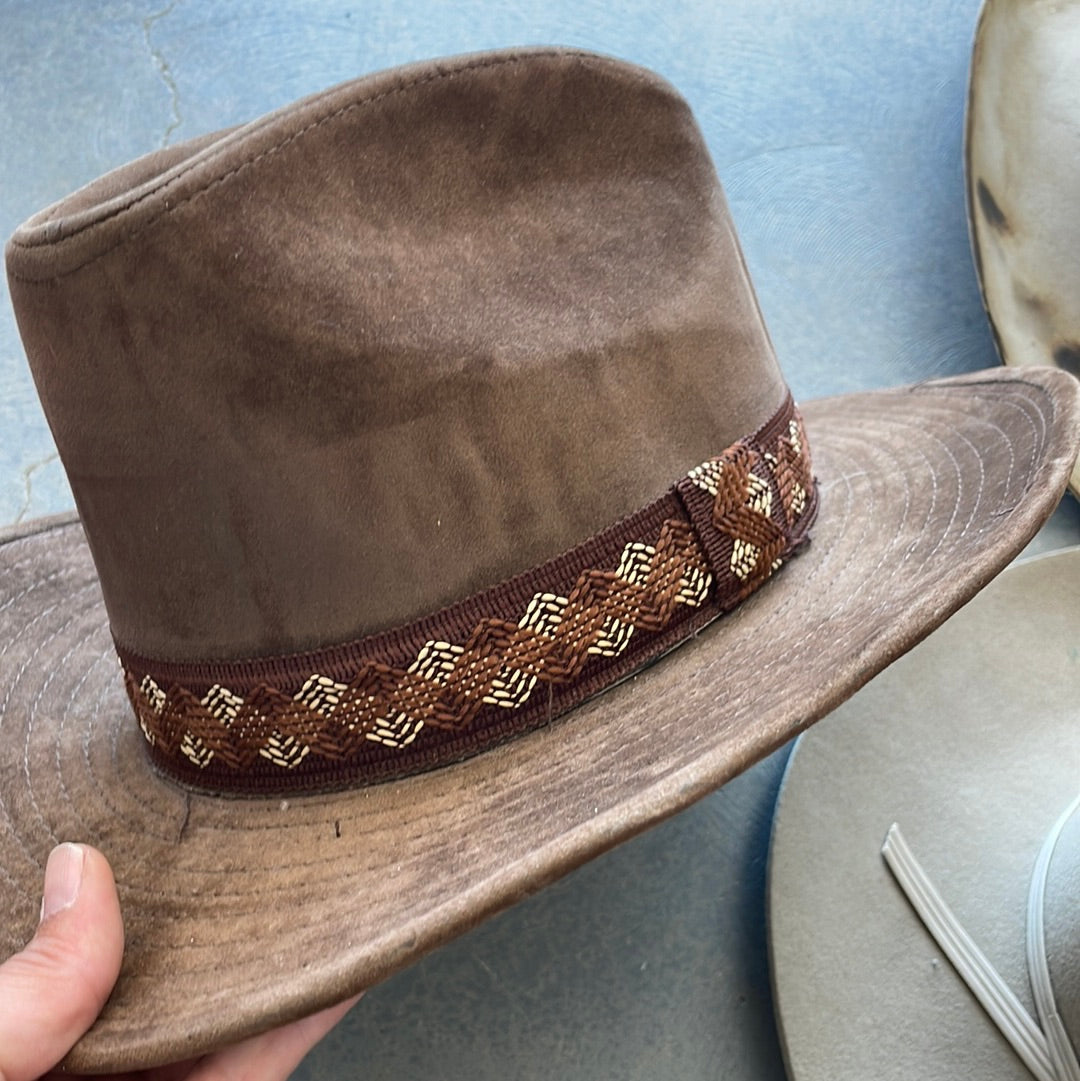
{"left": 0, "top": 368, "right": 1076, "bottom": 1072}
{"left": 767, "top": 546, "right": 1080, "bottom": 1081}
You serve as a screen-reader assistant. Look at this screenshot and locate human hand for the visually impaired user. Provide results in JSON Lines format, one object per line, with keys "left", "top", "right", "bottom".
{"left": 0, "top": 843, "right": 359, "bottom": 1081}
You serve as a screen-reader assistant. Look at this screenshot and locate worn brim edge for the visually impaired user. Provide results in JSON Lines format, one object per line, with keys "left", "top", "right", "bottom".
{"left": 766, "top": 545, "right": 1080, "bottom": 1081}
{"left": 0, "top": 366, "right": 1076, "bottom": 1071}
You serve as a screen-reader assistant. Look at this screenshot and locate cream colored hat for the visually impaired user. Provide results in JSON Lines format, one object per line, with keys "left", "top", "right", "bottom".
{"left": 769, "top": 546, "right": 1080, "bottom": 1080}
{"left": 968, "top": 0, "right": 1080, "bottom": 493}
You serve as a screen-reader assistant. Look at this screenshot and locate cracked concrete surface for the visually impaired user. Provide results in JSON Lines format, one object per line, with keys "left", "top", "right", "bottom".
{"left": 142, "top": 1, "right": 183, "bottom": 147}
{"left": 14, "top": 452, "right": 59, "bottom": 524}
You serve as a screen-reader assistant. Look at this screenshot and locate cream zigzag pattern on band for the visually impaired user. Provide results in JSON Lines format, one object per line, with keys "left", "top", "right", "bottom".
{"left": 137, "top": 531, "right": 713, "bottom": 770}
{"left": 688, "top": 417, "right": 809, "bottom": 581}
{"left": 125, "top": 404, "right": 815, "bottom": 777}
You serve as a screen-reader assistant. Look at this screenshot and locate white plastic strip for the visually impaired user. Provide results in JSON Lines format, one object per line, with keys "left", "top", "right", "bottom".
{"left": 1027, "top": 795, "right": 1080, "bottom": 1081}
{"left": 882, "top": 823, "right": 1055, "bottom": 1081}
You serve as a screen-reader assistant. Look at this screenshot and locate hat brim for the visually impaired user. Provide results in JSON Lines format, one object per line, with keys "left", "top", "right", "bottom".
{"left": 768, "top": 539, "right": 1080, "bottom": 1079}
{"left": 1, "top": 367, "right": 1076, "bottom": 1072}
{"left": 298, "top": 743, "right": 793, "bottom": 1079}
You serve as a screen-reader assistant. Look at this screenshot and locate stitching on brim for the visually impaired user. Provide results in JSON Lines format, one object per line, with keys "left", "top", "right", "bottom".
{"left": 7, "top": 49, "right": 646, "bottom": 284}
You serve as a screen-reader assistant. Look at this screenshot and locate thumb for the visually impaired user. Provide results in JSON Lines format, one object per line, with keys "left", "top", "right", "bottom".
{"left": 0, "top": 844, "right": 124, "bottom": 1081}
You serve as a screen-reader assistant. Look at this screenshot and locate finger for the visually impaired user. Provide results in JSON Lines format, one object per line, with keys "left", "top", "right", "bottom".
{"left": 0, "top": 844, "right": 124, "bottom": 1081}
{"left": 184, "top": 994, "right": 363, "bottom": 1081}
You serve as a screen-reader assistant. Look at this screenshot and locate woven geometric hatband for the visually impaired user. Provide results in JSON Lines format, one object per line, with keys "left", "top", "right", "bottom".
{"left": 117, "top": 394, "right": 816, "bottom": 795}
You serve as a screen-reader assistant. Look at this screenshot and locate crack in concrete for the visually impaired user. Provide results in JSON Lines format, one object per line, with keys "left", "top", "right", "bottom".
{"left": 142, "top": 1, "right": 183, "bottom": 147}
{"left": 14, "top": 452, "right": 59, "bottom": 524}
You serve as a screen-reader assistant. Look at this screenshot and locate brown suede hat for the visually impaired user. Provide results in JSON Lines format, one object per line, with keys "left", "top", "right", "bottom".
{"left": 2, "top": 47, "right": 1079, "bottom": 1072}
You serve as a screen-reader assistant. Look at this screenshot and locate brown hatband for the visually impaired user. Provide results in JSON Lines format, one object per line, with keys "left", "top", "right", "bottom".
{"left": 116, "top": 395, "right": 817, "bottom": 795}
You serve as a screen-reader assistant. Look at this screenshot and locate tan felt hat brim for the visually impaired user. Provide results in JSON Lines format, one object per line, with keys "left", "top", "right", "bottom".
{"left": 1, "top": 367, "right": 1077, "bottom": 1071}
{"left": 768, "top": 537, "right": 1080, "bottom": 1079}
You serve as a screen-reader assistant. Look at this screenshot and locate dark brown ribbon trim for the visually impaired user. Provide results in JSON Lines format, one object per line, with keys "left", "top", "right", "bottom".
{"left": 117, "top": 395, "right": 817, "bottom": 795}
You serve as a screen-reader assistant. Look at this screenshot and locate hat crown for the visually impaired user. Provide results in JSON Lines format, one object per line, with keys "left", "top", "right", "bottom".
{"left": 5, "top": 48, "right": 787, "bottom": 664}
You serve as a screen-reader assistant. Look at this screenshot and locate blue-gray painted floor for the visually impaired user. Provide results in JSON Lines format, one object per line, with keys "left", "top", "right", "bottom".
{"left": 2, "top": 3, "right": 1077, "bottom": 1079}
